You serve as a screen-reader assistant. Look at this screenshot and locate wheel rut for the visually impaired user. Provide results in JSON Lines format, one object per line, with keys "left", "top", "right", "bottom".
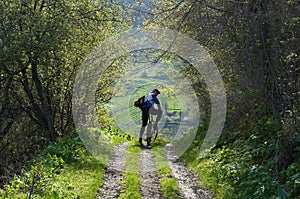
{"left": 97, "top": 142, "right": 212, "bottom": 199}
{"left": 97, "top": 142, "right": 129, "bottom": 199}
{"left": 165, "top": 143, "right": 212, "bottom": 199}
{"left": 139, "top": 148, "right": 163, "bottom": 199}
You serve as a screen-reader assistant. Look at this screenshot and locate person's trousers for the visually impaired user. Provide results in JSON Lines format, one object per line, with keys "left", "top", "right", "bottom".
{"left": 140, "top": 106, "right": 162, "bottom": 139}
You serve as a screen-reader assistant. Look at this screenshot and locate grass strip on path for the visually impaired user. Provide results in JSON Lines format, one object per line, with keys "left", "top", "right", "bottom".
{"left": 151, "top": 140, "right": 181, "bottom": 199}
{"left": 119, "top": 141, "right": 142, "bottom": 199}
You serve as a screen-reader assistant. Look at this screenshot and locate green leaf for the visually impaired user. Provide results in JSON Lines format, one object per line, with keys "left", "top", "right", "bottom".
{"left": 51, "top": 191, "right": 60, "bottom": 199}
{"left": 1, "top": 191, "right": 8, "bottom": 199}
{"left": 291, "top": 173, "right": 299, "bottom": 180}
{"left": 296, "top": 135, "right": 300, "bottom": 142}
{"left": 277, "top": 185, "right": 288, "bottom": 199}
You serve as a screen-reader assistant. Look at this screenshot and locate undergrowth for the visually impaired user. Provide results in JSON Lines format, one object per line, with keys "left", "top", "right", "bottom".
{"left": 181, "top": 118, "right": 300, "bottom": 199}
{"left": 0, "top": 127, "right": 131, "bottom": 199}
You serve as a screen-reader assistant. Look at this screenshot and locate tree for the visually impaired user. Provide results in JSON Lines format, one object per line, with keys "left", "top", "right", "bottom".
{"left": 0, "top": 0, "right": 127, "bottom": 185}
{"left": 148, "top": 0, "right": 299, "bottom": 196}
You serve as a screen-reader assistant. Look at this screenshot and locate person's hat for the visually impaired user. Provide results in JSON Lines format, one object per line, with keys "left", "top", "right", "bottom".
{"left": 152, "top": 88, "right": 161, "bottom": 94}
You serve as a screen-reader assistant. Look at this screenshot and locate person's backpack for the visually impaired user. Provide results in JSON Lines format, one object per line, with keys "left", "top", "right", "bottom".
{"left": 134, "top": 95, "right": 145, "bottom": 108}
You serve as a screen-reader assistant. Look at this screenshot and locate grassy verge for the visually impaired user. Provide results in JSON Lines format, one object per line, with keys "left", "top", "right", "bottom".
{"left": 151, "top": 140, "right": 181, "bottom": 199}
{"left": 119, "top": 141, "right": 142, "bottom": 199}
{"left": 0, "top": 134, "right": 106, "bottom": 199}
{"left": 50, "top": 156, "right": 105, "bottom": 199}
{"left": 181, "top": 146, "right": 233, "bottom": 199}
{"left": 0, "top": 127, "right": 136, "bottom": 199}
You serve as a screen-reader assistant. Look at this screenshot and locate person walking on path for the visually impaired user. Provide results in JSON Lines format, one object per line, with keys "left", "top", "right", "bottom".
{"left": 139, "top": 89, "right": 162, "bottom": 148}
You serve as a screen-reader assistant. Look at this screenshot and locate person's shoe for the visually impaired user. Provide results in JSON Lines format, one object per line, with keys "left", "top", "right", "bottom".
{"left": 139, "top": 138, "right": 144, "bottom": 147}
{"left": 146, "top": 137, "right": 152, "bottom": 149}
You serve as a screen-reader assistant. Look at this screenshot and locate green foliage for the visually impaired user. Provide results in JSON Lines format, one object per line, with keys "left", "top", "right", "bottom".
{"left": 49, "top": 156, "right": 105, "bottom": 199}
{"left": 0, "top": 0, "right": 128, "bottom": 186}
{"left": 42, "top": 135, "right": 85, "bottom": 163}
{"left": 281, "top": 161, "right": 300, "bottom": 198}
{"left": 0, "top": 191, "right": 7, "bottom": 199}
{"left": 51, "top": 191, "right": 60, "bottom": 199}
{"left": 3, "top": 154, "right": 64, "bottom": 198}
{"left": 0, "top": 127, "right": 135, "bottom": 198}
{"left": 151, "top": 2, "right": 299, "bottom": 198}
{"left": 0, "top": 134, "right": 106, "bottom": 198}
{"left": 182, "top": 118, "right": 299, "bottom": 199}
{"left": 103, "top": 127, "right": 133, "bottom": 145}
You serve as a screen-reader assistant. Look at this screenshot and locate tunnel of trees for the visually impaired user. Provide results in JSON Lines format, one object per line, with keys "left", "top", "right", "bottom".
{"left": 0, "top": 0, "right": 299, "bottom": 198}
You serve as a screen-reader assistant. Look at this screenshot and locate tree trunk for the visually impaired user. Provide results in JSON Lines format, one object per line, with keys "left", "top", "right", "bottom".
{"left": 31, "top": 60, "right": 58, "bottom": 141}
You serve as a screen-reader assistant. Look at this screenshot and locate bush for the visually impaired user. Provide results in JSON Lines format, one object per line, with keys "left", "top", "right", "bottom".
{"left": 1, "top": 134, "right": 87, "bottom": 198}
{"left": 182, "top": 118, "right": 297, "bottom": 199}
{"left": 2, "top": 154, "right": 64, "bottom": 198}
{"left": 42, "top": 135, "right": 85, "bottom": 163}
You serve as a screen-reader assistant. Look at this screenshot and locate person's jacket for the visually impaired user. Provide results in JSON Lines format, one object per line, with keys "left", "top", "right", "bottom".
{"left": 142, "top": 92, "right": 160, "bottom": 109}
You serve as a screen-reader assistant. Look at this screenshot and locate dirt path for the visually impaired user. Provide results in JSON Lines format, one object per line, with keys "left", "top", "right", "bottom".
{"left": 98, "top": 142, "right": 212, "bottom": 199}
{"left": 139, "top": 148, "right": 163, "bottom": 199}
{"left": 97, "top": 142, "right": 129, "bottom": 199}
{"left": 165, "top": 144, "right": 212, "bottom": 199}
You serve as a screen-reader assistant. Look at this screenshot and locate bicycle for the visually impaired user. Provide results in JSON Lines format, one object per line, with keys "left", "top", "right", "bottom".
{"left": 141, "top": 115, "right": 158, "bottom": 149}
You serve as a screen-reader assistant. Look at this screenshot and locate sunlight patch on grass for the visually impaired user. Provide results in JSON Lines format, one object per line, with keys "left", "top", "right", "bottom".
{"left": 160, "top": 177, "right": 181, "bottom": 199}
{"left": 119, "top": 142, "right": 142, "bottom": 199}
{"left": 151, "top": 143, "right": 181, "bottom": 199}
{"left": 50, "top": 156, "right": 105, "bottom": 199}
